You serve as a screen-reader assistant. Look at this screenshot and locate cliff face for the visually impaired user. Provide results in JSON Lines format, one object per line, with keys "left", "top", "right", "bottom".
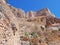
{"left": 0, "top": 0, "right": 60, "bottom": 45}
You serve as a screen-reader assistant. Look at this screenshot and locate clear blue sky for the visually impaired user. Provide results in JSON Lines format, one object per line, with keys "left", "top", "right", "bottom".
{"left": 8, "top": 0, "right": 60, "bottom": 18}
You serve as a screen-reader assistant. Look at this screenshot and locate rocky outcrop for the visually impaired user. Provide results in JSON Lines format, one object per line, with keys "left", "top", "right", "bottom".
{"left": 0, "top": 0, "right": 60, "bottom": 45}
{"left": 9, "top": 6, "right": 26, "bottom": 18}
{"left": 36, "top": 8, "right": 55, "bottom": 17}
{"left": 26, "top": 11, "right": 36, "bottom": 18}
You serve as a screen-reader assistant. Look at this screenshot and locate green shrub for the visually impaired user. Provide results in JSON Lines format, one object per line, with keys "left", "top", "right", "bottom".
{"left": 32, "top": 32, "right": 38, "bottom": 38}
{"left": 25, "top": 32, "right": 30, "bottom": 37}
{"left": 58, "top": 28, "right": 60, "bottom": 31}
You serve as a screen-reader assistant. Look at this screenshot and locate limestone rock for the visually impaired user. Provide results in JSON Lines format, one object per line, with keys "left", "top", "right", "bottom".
{"left": 26, "top": 11, "right": 36, "bottom": 18}
{"left": 0, "top": 0, "right": 60, "bottom": 45}
{"left": 36, "top": 8, "right": 55, "bottom": 17}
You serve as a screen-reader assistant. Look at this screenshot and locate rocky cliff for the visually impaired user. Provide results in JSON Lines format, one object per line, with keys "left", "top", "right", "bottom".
{"left": 0, "top": 0, "right": 60, "bottom": 45}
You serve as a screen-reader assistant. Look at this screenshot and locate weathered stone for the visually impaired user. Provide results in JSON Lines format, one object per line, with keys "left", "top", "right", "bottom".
{"left": 0, "top": 0, "right": 60, "bottom": 45}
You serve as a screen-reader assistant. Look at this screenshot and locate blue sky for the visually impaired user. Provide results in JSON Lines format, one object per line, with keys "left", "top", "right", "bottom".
{"left": 8, "top": 0, "right": 60, "bottom": 18}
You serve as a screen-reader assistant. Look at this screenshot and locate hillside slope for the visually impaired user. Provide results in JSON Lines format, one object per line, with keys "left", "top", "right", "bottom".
{"left": 0, "top": 0, "right": 60, "bottom": 45}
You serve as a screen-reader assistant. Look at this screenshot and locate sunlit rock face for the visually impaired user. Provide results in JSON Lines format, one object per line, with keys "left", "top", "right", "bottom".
{"left": 26, "top": 11, "right": 36, "bottom": 18}
{"left": 36, "top": 8, "right": 55, "bottom": 17}
{"left": 0, "top": 0, "right": 60, "bottom": 45}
